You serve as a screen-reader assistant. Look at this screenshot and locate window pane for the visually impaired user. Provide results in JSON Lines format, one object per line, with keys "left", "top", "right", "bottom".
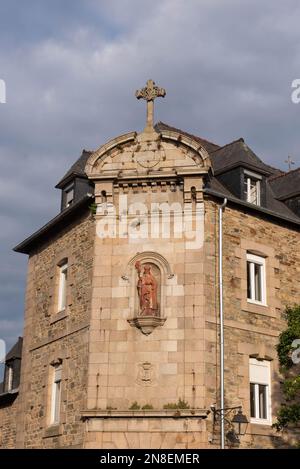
{"left": 244, "top": 178, "right": 249, "bottom": 199}
{"left": 66, "top": 188, "right": 74, "bottom": 207}
{"left": 58, "top": 264, "right": 68, "bottom": 311}
{"left": 259, "top": 384, "right": 268, "bottom": 419}
{"left": 51, "top": 365, "right": 62, "bottom": 424}
{"left": 249, "top": 179, "right": 257, "bottom": 203}
{"left": 245, "top": 177, "right": 261, "bottom": 205}
{"left": 247, "top": 261, "right": 252, "bottom": 299}
{"left": 54, "top": 380, "right": 61, "bottom": 423}
{"left": 250, "top": 383, "right": 256, "bottom": 418}
{"left": 7, "top": 365, "right": 13, "bottom": 391}
{"left": 254, "top": 263, "right": 262, "bottom": 302}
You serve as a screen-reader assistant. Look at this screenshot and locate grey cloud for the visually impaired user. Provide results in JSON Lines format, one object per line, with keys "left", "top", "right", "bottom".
{"left": 1, "top": 0, "right": 300, "bottom": 352}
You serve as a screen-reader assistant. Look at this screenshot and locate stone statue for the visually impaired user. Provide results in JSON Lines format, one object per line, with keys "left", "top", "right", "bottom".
{"left": 135, "top": 261, "right": 159, "bottom": 317}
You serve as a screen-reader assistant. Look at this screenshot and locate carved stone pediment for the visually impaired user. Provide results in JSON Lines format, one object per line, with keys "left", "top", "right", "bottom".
{"left": 127, "top": 316, "right": 166, "bottom": 335}
{"left": 85, "top": 128, "right": 211, "bottom": 181}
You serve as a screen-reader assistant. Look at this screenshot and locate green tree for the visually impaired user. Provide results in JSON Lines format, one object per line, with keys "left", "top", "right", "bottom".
{"left": 274, "top": 305, "right": 300, "bottom": 431}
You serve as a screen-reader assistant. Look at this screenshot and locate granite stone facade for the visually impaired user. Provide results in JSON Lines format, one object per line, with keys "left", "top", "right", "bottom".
{"left": 2, "top": 83, "right": 300, "bottom": 448}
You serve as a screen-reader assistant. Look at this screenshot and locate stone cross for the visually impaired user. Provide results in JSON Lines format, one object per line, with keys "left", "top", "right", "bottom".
{"left": 285, "top": 155, "right": 295, "bottom": 171}
{"left": 135, "top": 79, "right": 166, "bottom": 132}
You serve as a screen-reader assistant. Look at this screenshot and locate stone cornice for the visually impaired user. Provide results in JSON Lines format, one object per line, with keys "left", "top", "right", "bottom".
{"left": 81, "top": 409, "right": 209, "bottom": 420}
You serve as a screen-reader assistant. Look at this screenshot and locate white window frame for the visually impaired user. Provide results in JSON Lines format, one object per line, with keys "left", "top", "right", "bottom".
{"left": 57, "top": 261, "right": 68, "bottom": 312}
{"left": 7, "top": 364, "right": 13, "bottom": 391}
{"left": 244, "top": 170, "right": 261, "bottom": 206}
{"left": 65, "top": 183, "right": 74, "bottom": 208}
{"left": 50, "top": 364, "right": 62, "bottom": 425}
{"left": 249, "top": 358, "right": 272, "bottom": 425}
{"left": 247, "top": 253, "right": 267, "bottom": 306}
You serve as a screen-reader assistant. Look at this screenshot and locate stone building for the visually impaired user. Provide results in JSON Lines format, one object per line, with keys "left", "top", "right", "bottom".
{"left": 1, "top": 80, "right": 300, "bottom": 449}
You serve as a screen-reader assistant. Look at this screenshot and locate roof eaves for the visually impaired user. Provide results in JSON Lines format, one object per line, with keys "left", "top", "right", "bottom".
{"left": 55, "top": 172, "right": 89, "bottom": 189}
{"left": 204, "top": 188, "right": 300, "bottom": 228}
{"left": 213, "top": 161, "right": 271, "bottom": 176}
{"left": 13, "top": 194, "right": 94, "bottom": 254}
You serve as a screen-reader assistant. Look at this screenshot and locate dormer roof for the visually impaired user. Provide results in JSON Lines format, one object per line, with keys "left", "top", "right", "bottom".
{"left": 55, "top": 150, "right": 93, "bottom": 189}
{"left": 210, "top": 138, "right": 280, "bottom": 176}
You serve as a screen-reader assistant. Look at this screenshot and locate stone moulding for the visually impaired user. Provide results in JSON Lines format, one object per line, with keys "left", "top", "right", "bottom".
{"left": 85, "top": 132, "right": 137, "bottom": 177}
{"left": 126, "top": 251, "right": 174, "bottom": 278}
{"left": 81, "top": 409, "right": 209, "bottom": 420}
{"left": 127, "top": 316, "right": 166, "bottom": 335}
{"left": 84, "top": 128, "right": 212, "bottom": 178}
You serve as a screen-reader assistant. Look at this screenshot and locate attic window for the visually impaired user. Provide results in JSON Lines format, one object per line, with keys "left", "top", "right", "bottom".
{"left": 65, "top": 183, "right": 74, "bottom": 208}
{"left": 244, "top": 170, "right": 261, "bottom": 206}
{"left": 6, "top": 364, "right": 13, "bottom": 391}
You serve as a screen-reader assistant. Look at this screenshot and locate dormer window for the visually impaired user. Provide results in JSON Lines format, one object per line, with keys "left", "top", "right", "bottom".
{"left": 65, "top": 183, "right": 74, "bottom": 208}
{"left": 6, "top": 364, "right": 13, "bottom": 391}
{"left": 244, "top": 170, "right": 261, "bottom": 206}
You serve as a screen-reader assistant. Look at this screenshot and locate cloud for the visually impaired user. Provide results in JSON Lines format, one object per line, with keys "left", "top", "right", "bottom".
{"left": 0, "top": 0, "right": 300, "bottom": 356}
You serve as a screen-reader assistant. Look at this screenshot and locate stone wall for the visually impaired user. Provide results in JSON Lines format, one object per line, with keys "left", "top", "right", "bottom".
{"left": 13, "top": 209, "right": 94, "bottom": 448}
{"left": 203, "top": 198, "right": 300, "bottom": 448}
{"left": 0, "top": 398, "right": 18, "bottom": 448}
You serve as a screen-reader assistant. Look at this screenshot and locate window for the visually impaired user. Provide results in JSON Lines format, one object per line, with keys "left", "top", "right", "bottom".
{"left": 249, "top": 358, "right": 271, "bottom": 424}
{"left": 50, "top": 364, "right": 62, "bottom": 425}
{"left": 247, "top": 253, "right": 266, "bottom": 305}
{"left": 6, "top": 364, "right": 13, "bottom": 391}
{"left": 244, "top": 171, "right": 261, "bottom": 206}
{"left": 65, "top": 184, "right": 74, "bottom": 208}
{"left": 57, "top": 261, "right": 68, "bottom": 312}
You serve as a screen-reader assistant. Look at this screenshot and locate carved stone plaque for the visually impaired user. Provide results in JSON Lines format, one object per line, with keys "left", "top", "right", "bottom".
{"left": 136, "top": 362, "right": 156, "bottom": 386}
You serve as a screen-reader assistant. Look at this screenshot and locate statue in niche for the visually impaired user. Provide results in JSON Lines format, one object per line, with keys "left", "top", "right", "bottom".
{"left": 135, "top": 261, "right": 159, "bottom": 317}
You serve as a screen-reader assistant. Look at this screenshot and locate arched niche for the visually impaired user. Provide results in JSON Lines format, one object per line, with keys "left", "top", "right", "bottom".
{"left": 124, "top": 252, "right": 173, "bottom": 335}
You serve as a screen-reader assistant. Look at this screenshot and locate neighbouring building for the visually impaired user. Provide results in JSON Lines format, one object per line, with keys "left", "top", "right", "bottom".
{"left": 1, "top": 80, "right": 300, "bottom": 449}
{"left": 0, "top": 337, "right": 22, "bottom": 447}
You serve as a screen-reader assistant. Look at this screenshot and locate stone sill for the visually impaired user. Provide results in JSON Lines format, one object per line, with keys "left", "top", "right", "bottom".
{"left": 241, "top": 301, "right": 277, "bottom": 318}
{"left": 249, "top": 423, "right": 276, "bottom": 436}
{"left": 50, "top": 310, "right": 68, "bottom": 324}
{"left": 81, "top": 409, "right": 209, "bottom": 420}
{"left": 43, "top": 424, "right": 62, "bottom": 438}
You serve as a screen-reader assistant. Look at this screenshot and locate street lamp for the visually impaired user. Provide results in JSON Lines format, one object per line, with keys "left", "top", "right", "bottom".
{"left": 210, "top": 405, "right": 249, "bottom": 446}
{"left": 231, "top": 408, "right": 249, "bottom": 437}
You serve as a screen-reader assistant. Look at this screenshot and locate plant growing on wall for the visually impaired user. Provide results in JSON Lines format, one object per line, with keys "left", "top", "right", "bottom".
{"left": 129, "top": 401, "right": 141, "bottom": 410}
{"left": 89, "top": 202, "right": 97, "bottom": 215}
{"left": 274, "top": 305, "right": 300, "bottom": 430}
{"left": 163, "top": 398, "right": 190, "bottom": 410}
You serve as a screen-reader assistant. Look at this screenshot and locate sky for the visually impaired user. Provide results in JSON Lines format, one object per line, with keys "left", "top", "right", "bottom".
{"left": 0, "top": 0, "right": 300, "bottom": 362}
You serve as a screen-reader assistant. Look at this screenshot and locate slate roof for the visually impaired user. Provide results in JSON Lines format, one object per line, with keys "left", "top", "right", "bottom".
{"left": 269, "top": 168, "right": 300, "bottom": 200}
{"left": 0, "top": 337, "right": 23, "bottom": 396}
{"left": 5, "top": 337, "right": 23, "bottom": 361}
{"left": 55, "top": 150, "right": 93, "bottom": 189}
{"left": 210, "top": 138, "right": 279, "bottom": 176}
{"left": 155, "top": 121, "right": 220, "bottom": 153}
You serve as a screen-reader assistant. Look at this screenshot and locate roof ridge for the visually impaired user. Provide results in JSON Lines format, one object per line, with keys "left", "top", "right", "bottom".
{"left": 269, "top": 167, "right": 300, "bottom": 181}
{"left": 156, "top": 121, "right": 220, "bottom": 149}
{"left": 210, "top": 137, "right": 245, "bottom": 155}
